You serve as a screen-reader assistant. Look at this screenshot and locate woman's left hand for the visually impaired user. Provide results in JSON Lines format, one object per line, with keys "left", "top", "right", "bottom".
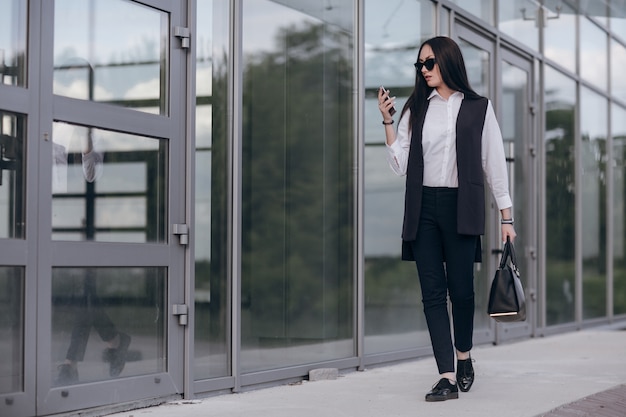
{"left": 502, "top": 224, "right": 516, "bottom": 243}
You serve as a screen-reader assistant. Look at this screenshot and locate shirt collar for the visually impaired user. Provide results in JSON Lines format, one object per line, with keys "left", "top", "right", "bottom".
{"left": 427, "top": 90, "right": 465, "bottom": 101}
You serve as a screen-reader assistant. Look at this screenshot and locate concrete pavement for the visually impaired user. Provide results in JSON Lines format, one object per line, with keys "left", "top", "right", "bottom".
{"left": 105, "top": 328, "right": 626, "bottom": 417}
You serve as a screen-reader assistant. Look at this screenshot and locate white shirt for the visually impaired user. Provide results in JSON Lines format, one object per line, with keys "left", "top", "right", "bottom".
{"left": 386, "top": 90, "right": 512, "bottom": 210}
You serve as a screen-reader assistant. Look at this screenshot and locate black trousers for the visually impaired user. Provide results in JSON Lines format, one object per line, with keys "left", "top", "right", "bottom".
{"left": 408, "top": 187, "right": 478, "bottom": 374}
{"left": 65, "top": 271, "right": 117, "bottom": 362}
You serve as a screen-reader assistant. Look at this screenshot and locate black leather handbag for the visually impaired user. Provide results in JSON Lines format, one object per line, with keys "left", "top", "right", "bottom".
{"left": 487, "top": 237, "right": 526, "bottom": 322}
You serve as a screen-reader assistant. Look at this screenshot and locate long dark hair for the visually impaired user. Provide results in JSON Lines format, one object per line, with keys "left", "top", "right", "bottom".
{"left": 400, "top": 36, "right": 480, "bottom": 131}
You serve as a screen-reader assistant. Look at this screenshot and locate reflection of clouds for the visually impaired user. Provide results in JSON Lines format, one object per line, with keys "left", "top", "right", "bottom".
{"left": 96, "top": 163, "right": 146, "bottom": 193}
{"left": 96, "top": 199, "right": 146, "bottom": 227}
{"left": 54, "top": 0, "right": 163, "bottom": 105}
{"left": 364, "top": 146, "right": 404, "bottom": 256}
{"left": 195, "top": 203, "right": 211, "bottom": 260}
{"left": 611, "top": 41, "right": 626, "bottom": 100}
{"left": 544, "top": 47, "right": 574, "bottom": 69}
{"left": 365, "top": 51, "right": 416, "bottom": 88}
{"left": 52, "top": 122, "right": 77, "bottom": 151}
{"left": 498, "top": 21, "right": 537, "bottom": 51}
{"left": 544, "top": 12, "right": 576, "bottom": 71}
{"left": 580, "top": 18, "right": 608, "bottom": 90}
{"left": 53, "top": 79, "right": 114, "bottom": 101}
{"left": 54, "top": 0, "right": 162, "bottom": 65}
{"left": 244, "top": 0, "right": 317, "bottom": 52}
{"left": 196, "top": 106, "right": 213, "bottom": 149}
{"left": 124, "top": 77, "right": 160, "bottom": 100}
{"left": 545, "top": 127, "right": 565, "bottom": 142}
{"left": 581, "top": 88, "right": 608, "bottom": 139}
{"left": 502, "top": 64, "right": 526, "bottom": 88}
{"left": 95, "top": 130, "right": 160, "bottom": 152}
{"left": 364, "top": 0, "right": 424, "bottom": 88}
{"left": 196, "top": 66, "right": 213, "bottom": 97}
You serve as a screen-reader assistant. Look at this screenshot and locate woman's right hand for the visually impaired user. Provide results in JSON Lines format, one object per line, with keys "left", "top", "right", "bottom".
{"left": 378, "top": 87, "right": 395, "bottom": 121}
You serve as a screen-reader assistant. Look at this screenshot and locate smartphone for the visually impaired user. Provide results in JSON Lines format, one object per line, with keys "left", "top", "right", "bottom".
{"left": 381, "top": 86, "right": 396, "bottom": 116}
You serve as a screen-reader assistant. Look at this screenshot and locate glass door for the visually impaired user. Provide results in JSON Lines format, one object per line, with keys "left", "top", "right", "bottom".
{"left": 496, "top": 48, "right": 535, "bottom": 341}
{"left": 0, "top": 2, "right": 31, "bottom": 416}
{"left": 454, "top": 23, "right": 498, "bottom": 345}
{"left": 454, "top": 23, "right": 536, "bottom": 343}
{"left": 34, "top": 0, "right": 190, "bottom": 415}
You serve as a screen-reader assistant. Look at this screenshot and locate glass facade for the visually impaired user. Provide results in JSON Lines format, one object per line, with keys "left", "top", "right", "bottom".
{"left": 194, "top": 0, "right": 230, "bottom": 381}
{"left": 544, "top": 66, "right": 576, "bottom": 326}
{"left": 611, "top": 39, "right": 626, "bottom": 102}
{"left": 2, "top": 1, "right": 626, "bottom": 415}
{"left": 51, "top": 267, "right": 166, "bottom": 385}
{"left": 613, "top": 104, "right": 626, "bottom": 316}
{"left": 580, "top": 17, "right": 608, "bottom": 92}
{"left": 451, "top": 0, "right": 494, "bottom": 25}
{"left": 54, "top": 0, "right": 168, "bottom": 114}
{"left": 363, "top": 0, "right": 434, "bottom": 355}
{"left": 498, "top": 0, "right": 538, "bottom": 51}
{"left": 0, "top": 267, "right": 23, "bottom": 394}
{"left": 51, "top": 123, "right": 168, "bottom": 243}
{"left": 544, "top": 1, "right": 577, "bottom": 72}
{"left": 0, "top": 111, "right": 25, "bottom": 239}
{"left": 580, "top": 88, "right": 608, "bottom": 320}
{"left": 0, "top": 0, "right": 27, "bottom": 86}
{"left": 239, "top": 0, "right": 355, "bottom": 372}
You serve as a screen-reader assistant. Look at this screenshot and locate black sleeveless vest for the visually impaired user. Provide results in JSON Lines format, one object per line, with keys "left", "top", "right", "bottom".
{"left": 401, "top": 96, "right": 489, "bottom": 261}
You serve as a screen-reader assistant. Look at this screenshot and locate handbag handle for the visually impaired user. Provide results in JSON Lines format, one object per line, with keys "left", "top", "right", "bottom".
{"left": 499, "top": 236, "right": 520, "bottom": 276}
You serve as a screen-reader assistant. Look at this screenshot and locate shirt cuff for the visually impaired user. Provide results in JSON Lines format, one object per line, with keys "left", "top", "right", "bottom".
{"left": 495, "top": 196, "right": 513, "bottom": 211}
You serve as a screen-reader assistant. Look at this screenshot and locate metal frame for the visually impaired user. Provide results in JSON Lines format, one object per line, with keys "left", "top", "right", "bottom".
{"left": 22, "top": 0, "right": 190, "bottom": 414}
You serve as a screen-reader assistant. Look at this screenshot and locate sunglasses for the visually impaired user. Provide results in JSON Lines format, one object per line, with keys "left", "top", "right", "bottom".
{"left": 414, "top": 58, "right": 436, "bottom": 71}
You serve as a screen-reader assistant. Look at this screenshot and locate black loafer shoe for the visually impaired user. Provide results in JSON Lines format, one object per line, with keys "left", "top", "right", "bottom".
{"left": 106, "top": 332, "right": 131, "bottom": 377}
{"left": 457, "top": 357, "right": 475, "bottom": 392}
{"left": 55, "top": 363, "right": 79, "bottom": 385}
{"left": 425, "top": 378, "right": 459, "bottom": 402}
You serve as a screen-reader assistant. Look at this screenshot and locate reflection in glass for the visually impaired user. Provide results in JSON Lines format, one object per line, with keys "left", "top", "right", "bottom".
{"left": 364, "top": 0, "right": 433, "bottom": 91}
{"left": 580, "top": 88, "right": 607, "bottom": 319}
{"left": 0, "top": 0, "right": 27, "bottom": 86}
{"left": 501, "top": 62, "right": 528, "bottom": 321}
{"left": 611, "top": 40, "right": 626, "bottom": 102}
{"left": 53, "top": 0, "right": 168, "bottom": 115}
{"left": 450, "top": 0, "right": 495, "bottom": 25}
{"left": 609, "top": 0, "right": 626, "bottom": 41}
{"left": 457, "top": 40, "right": 491, "bottom": 332}
{"left": 241, "top": 0, "right": 354, "bottom": 372}
{"left": 613, "top": 104, "right": 626, "bottom": 316}
{"left": 580, "top": 17, "right": 608, "bottom": 92}
{"left": 51, "top": 267, "right": 166, "bottom": 386}
{"left": 458, "top": 40, "right": 489, "bottom": 97}
{"left": 545, "top": 67, "right": 576, "bottom": 325}
{"left": 51, "top": 123, "right": 168, "bottom": 243}
{"left": 194, "top": 0, "right": 230, "bottom": 381}
{"left": 544, "top": 1, "right": 576, "bottom": 73}
{"left": 363, "top": 147, "right": 426, "bottom": 353}
{"left": 497, "top": 0, "right": 538, "bottom": 51}
{"left": 363, "top": 0, "right": 434, "bottom": 355}
{"left": 0, "top": 267, "right": 23, "bottom": 393}
{"left": 0, "top": 111, "right": 25, "bottom": 239}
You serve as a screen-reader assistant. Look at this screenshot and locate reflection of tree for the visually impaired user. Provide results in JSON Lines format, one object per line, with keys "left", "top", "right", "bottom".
{"left": 241, "top": 21, "right": 354, "bottom": 341}
{"left": 545, "top": 98, "right": 576, "bottom": 325}
{"left": 545, "top": 104, "right": 575, "bottom": 259}
{"left": 581, "top": 131, "right": 607, "bottom": 319}
{"left": 615, "top": 135, "right": 626, "bottom": 315}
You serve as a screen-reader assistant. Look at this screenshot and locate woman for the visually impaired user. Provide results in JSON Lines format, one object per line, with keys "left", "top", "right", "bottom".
{"left": 378, "top": 36, "right": 516, "bottom": 402}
